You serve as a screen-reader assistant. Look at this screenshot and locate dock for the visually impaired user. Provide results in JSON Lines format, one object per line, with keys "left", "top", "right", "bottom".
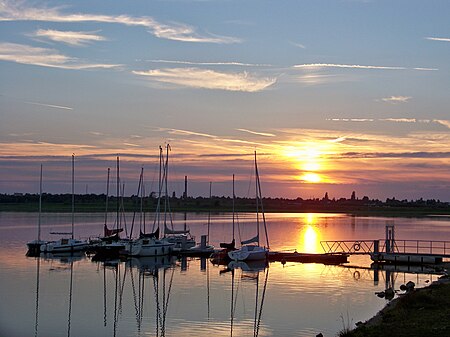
{"left": 320, "top": 225, "right": 450, "bottom": 265}
{"left": 268, "top": 251, "right": 348, "bottom": 265}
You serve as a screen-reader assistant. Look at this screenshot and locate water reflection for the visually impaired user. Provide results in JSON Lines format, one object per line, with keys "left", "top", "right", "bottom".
{"left": 3, "top": 212, "right": 450, "bottom": 336}
{"left": 227, "top": 261, "right": 269, "bottom": 337}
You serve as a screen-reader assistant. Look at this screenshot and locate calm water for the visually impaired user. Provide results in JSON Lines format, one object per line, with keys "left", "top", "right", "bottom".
{"left": 1, "top": 212, "right": 450, "bottom": 337}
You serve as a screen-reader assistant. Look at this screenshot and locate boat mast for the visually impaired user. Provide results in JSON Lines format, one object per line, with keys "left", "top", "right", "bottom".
{"left": 255, "top": 151, "right": 259, "bottom": 246}
{"left": 71, "top": 154, "right": 74, "bottom": 240}
{"left": 232, "top": 174, "right": 235, "bottom": 242}
{"left": 116, "top": 156, "right": 120, "bottom": 231}
{"left": 163, "top": 144, "right": 169, "bottom": 230}
{"left": 255, "top": 152, "right": 269, "bottom": 249}
{"left": 207, "top": 181, "right": 212, "bottom": 245}
{"left": 105, "top": 168, "right": 110, "bottom": 227}
{"left": 153, "top": 146, "right": 163, "bottom": 233}
{"left": 38, "top": 164, "right": 42, "bottom": 242}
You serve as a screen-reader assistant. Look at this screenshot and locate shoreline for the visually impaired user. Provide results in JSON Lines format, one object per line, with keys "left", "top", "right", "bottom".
{"left": 341, "top": 274, "right": 450, "bottom": 337}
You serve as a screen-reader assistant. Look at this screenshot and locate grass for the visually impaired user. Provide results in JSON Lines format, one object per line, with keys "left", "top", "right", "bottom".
{"left": 340, "top": 279, "right": 450, "bottom": 337}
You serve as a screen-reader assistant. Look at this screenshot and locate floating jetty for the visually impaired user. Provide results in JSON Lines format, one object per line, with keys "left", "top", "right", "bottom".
{"left": 268, "top": 251, "right": 348, "bottom": 265}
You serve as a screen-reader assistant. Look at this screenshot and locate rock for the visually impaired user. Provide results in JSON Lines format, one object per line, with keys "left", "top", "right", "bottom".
{"left": 385, "top": 288, "right": 395, "bottom": 300}
{"left": 406, "top": 281, "right": 415, "bottom": 291}
{"left": 316, "top": 333, "right": 323, "bottom": 337}
{"left": 376, "top": 291, "right": 385, "bottom": 298}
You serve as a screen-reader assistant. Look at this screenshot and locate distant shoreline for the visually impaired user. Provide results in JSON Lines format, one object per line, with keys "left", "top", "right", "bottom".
{"left": 1, "top": 193, "right": 449, "bottom": 215}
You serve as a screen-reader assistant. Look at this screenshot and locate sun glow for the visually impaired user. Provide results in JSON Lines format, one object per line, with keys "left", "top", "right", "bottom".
{"left": 302, "top": 225, "right": 321, "bottom": 253}
{"left": 300, "top": 172, "right": 322, "bottom": 183}
{"left": 282, "top": 143, "right": 329, "bottom": 183}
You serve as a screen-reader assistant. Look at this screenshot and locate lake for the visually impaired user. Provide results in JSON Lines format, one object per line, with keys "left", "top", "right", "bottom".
{"left": 1, "top": 212, "right": 449, "bottom": 337}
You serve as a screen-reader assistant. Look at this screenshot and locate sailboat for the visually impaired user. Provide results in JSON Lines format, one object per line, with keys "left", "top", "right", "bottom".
{"left": 125, "top": 147, "right": 174, "bottom": 256}
{"left": 91, "top": 159, "right": 127, "bottom": 259}
{"left": 187, "top": 182, "right": 215, "bottom": 256}
{"left": 228, "top": 152, "right": 269, "bottom": 261}
{"left": 27, "top": 164, "right": 49, "bottom": 253}
{"left": 160, "top": 144, "right": 196, "bottom": 251}
{"left": 40, "top": 154, "right": 89, "bottom": 253}
{"left": 211, "top": 175, "right": 237, "bottom": 263}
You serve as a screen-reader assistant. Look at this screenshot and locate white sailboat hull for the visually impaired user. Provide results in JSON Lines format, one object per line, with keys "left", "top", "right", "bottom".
{"left": 126, "top": 238, "right": 174, "bottom": 256}
{"left": 228, "top": 245, "right": 268, "bottom": 261}
{"left": 40, "top": 238, "right": 88, "bottom": 253}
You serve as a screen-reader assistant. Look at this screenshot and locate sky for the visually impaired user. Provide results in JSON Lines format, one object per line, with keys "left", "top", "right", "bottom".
{"left": 0, "top": 0, "right": 449, "bottom": 201}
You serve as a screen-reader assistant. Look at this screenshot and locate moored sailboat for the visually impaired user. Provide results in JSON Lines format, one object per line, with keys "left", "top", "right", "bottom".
{"left": 228, "top": 152, "right": 269, "bottom": 261}
{"left": 124, "top": 146, "right": 174, "bottom": 256}
{"left": 40, "top": 154, "right": 88, "bottom": 253}
{"left": 27, "top": 164, "right": 49, "bottom": 253}
{"left": 91, "top": 160, "right": 127, "bottom": 259}
{"left": 160, "top": 144, "right": 195, "bottom": 251}
{"left": 211, "top": 175, "right": 237, "bottom": 264}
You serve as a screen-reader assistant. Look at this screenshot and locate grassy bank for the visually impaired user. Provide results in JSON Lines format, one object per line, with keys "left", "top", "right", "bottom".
{"left": 341, "top": 277, "right": 450, "bottom": 337}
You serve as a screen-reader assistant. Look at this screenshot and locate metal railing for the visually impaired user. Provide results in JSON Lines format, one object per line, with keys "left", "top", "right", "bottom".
{"left": 320, "top": 240, "right": 374, "bottom": 255}
{"left": 320, "top": 239, "right": 450, "bottom": 257}
{"left": 384, "top": 240, "right": 450, "bottom": 257}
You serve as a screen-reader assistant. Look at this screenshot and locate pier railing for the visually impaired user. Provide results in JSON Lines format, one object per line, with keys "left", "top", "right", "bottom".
{"left": 320, "top": 240, "right": 374, "bottom": 255}
{"left": 386, "top": 240, "right": 450, "bottom": 257}
{"left": 320, "top": 239, "right": 450, "bottom": 257}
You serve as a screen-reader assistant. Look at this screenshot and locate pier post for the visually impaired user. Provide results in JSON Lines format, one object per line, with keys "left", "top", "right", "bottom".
{"left": 374, "top": 240, "right": 379, "bottom": 254}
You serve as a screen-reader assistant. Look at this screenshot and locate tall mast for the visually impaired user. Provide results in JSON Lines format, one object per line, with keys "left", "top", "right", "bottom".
{"left": 254, "top": 151, "right": 259, "bottom": 246}
{"left": 116, "top": 156, "right": 119, "bottom": 230}
{"left": 157, "top": 146, "right": 163, "bottom": 230}
{"left": 255, "top": 152, "right": 269, "bottom": 249}
{"left": 139, "top": 167, "right": 144, "bottom": 233}
{"left": 207, "top": 181, "right": 212, "bottom": 245}
{"left": 163, "top": 144, "right": 169, "bottom": 228}
{"left": 232, "top": 174, "right": 235, "bottom": 242}
{"left": 104, "top": 168, "right": 110, "bottom": 227}
{"left": 71, "top": 154, "right": 75, "bottom": 240}
{"left": 38, "top": 164, "right": 42, "bottom": 242}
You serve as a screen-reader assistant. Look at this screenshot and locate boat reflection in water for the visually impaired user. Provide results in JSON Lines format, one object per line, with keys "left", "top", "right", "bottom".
{"left": 127, "top": 255, "right": 177, "bottom": 336}
{"left": 225, "top": 259, "right": 270, "bottom": 337}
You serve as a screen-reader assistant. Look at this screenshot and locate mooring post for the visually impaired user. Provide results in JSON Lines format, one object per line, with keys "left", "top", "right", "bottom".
{"left": 374, "top": 240, "right": 379, "bottom": 253}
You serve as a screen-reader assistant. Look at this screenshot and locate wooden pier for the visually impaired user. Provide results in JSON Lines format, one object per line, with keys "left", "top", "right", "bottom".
{"left": 268, "top": 251, "right": 348, "bottom": 265}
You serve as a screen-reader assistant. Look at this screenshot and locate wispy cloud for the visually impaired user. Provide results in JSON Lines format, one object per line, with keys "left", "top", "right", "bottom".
{"left": 327, "top": 117, "right": 450, "bottom": 129}
{"left": 0, "top": 42, "right": 121, "bottom": 69}
{"left": 434, "top": 120, "right": 450, "bottom": 129}
{"left": 381, "top": 118, "right": 417, "bottom": 123}
{"left": 426, "top": 37, "right": 450, "bottom": 43}
{"left": 236, "top": 128, "right": 276, "bottom": 137}
{"left": 24, "top": 100, "right": 73, "bottom": 110}
{"left": 339, "top": 151, "right": 450, "bottom": 159}
{"left": 31, "top": 29, "right": 106, "bottom": 46}
{"left": 381, "top": 95, "right": 412, "bottom": 104}
{"left": 327, "top": 118, "right": 375, "bottom": 122}
{"left": 294, "top": 63, "right": 406, "bottom": 70}
{"left": 294, "top": 63, "right": 437, "bottom": 71}
{"left": 0, "top": 0, "right": 240, "bottom": 44}
{"left": 132, "top": 68, "right": 276, "bottom": 92}
{"left": 289, "top": 40, "right": 306, "bottom": 49}
{"left": 145, "top": 59, "right": 271, "bottom": 67}
{"left": 161, "top": 128, "right": 217, "bottom": 138}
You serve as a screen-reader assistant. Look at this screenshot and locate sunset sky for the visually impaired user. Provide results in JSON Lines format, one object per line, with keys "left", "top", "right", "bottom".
{"left": 1, "top": 0, "right": 449, "bottom": 200}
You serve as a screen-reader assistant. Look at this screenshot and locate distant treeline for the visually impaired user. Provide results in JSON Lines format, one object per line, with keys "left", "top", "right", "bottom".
{"left": 1, "top": 192, "right": 449, "bottom": 215}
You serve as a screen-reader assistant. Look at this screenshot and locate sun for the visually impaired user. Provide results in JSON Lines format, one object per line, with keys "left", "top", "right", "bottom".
{"left": 301, "top": 172, "right": 322, "bottom": 183}
{"left": 282, "top": 143, "right": 327, "bottom": 183}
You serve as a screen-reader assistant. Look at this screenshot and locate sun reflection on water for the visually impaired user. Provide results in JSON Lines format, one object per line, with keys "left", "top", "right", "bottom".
{"left": 298, "top": 214, "right": 321, "bottom": 254}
